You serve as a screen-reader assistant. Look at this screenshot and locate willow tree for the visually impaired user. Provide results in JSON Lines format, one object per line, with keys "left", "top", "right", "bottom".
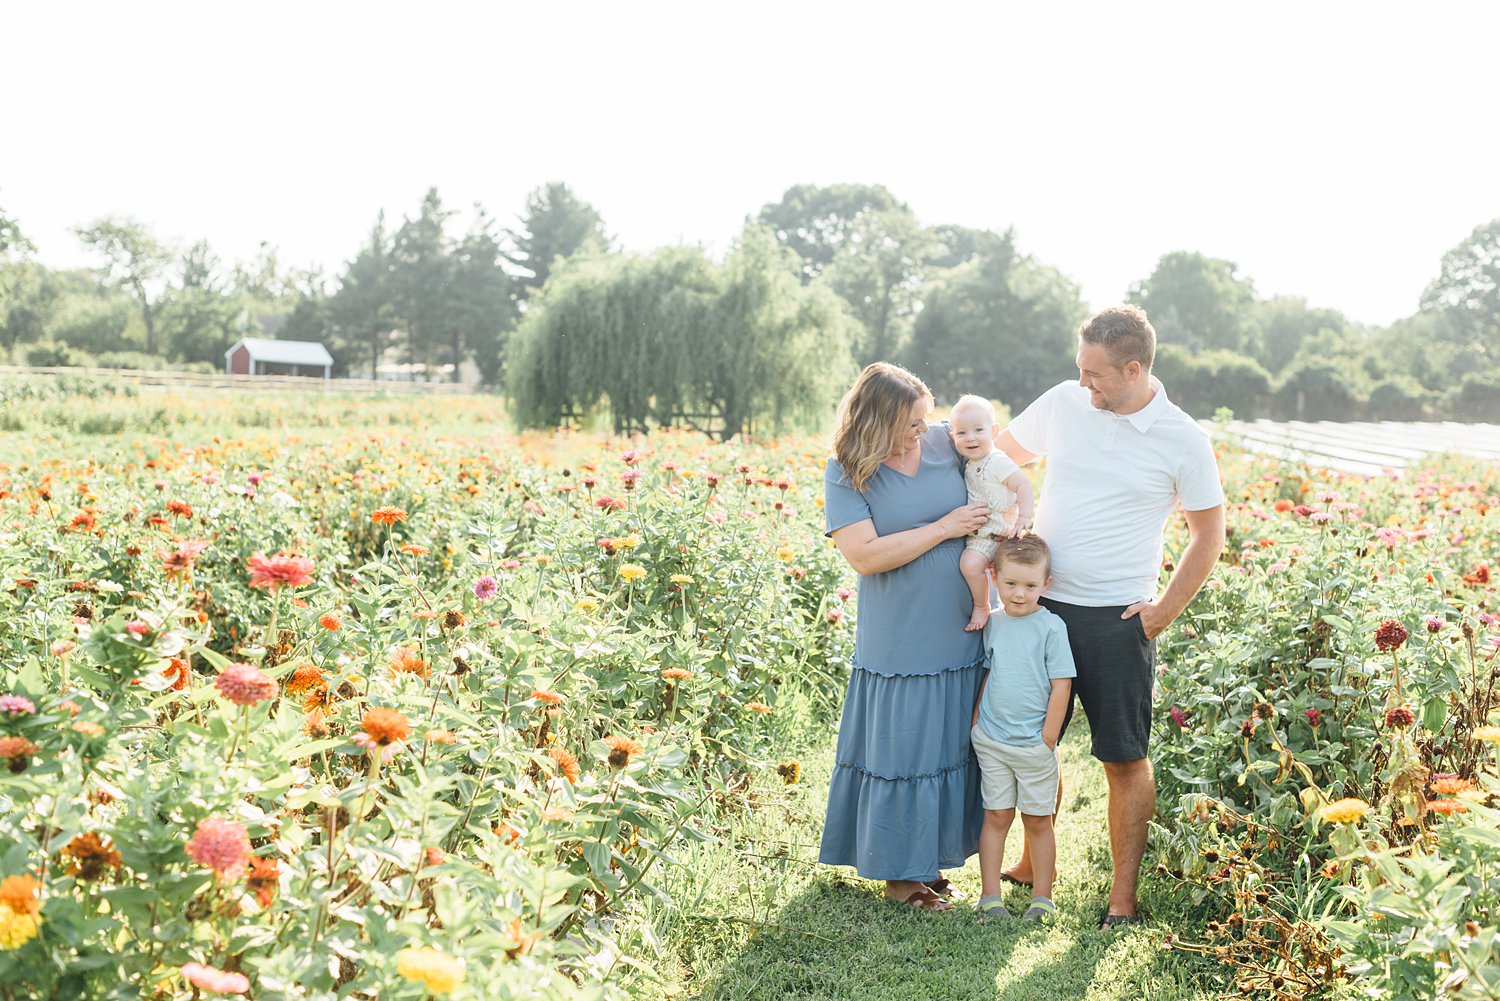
{"left": 507, "top": 248, "right": 716, "bottom": 433}
{"left": 508, "top": 233, "right": 854, "bottom": 440}
{"left": 697, "top": 225, "right": 856, "bottom": 439}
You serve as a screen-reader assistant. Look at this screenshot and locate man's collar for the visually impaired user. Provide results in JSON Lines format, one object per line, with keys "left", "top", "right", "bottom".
{"left": 1111, "top": 377, "right": 1168, "bottom": 432}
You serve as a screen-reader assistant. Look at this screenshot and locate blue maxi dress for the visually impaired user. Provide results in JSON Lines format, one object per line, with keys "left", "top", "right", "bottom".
{"left": 818, "top": 424, "right": 986, "bottom": 881}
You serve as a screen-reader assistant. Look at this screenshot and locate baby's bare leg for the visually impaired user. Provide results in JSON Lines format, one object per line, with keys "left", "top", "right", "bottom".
{"left": 960, "top": 547, "right": 991, "bottom": 631}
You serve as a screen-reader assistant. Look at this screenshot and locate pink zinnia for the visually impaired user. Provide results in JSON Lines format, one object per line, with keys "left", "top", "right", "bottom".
{"left": 473, "top": 575, "right": 499, "bottom": 600}
{"left": 0, "top": 694, "right": 36, "bottom": 717}
{"left": 1168, "top": 705, "right": 1190, "bottom": 728}
{"left": 215, "top": 663, "right": 277, "bottom": 706}
{"left": 246, "top": 551, "right": 315, "bottom": 590}
{"left": 181, "top": 962, "right": 250, "bottom": 995}
{"left": 185, "top": 818, "right": 251, "bottom": 880}
{"left": 125, "top": 620, "right": 151, "bottom": 637}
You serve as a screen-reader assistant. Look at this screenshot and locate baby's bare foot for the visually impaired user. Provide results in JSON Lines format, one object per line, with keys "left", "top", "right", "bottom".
{"left": 965, "top": 605, "right": 990, "bottom": 632}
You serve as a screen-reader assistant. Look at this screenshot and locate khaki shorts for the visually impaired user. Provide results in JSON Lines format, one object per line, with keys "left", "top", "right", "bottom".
{"left": 970, "top": 725, "right": 1060, "bottom": 816}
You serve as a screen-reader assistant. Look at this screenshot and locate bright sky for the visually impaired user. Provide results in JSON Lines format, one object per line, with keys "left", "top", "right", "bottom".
{"left": 5, "top": 1, "right": 1498, "bottom": 327}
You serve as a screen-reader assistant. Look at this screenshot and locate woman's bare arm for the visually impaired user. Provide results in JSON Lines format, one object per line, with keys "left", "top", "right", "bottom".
{"left": 830, "top": 503, "right": 989, "bottom": 576}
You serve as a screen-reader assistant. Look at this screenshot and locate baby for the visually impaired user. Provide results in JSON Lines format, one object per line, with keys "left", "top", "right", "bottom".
{"left": 950, "top": 394, "right": 1034, "bottom": 631}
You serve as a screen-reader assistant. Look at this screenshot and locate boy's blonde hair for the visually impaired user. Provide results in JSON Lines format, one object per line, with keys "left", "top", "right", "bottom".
{"left": 949, "top": 394, "right": 996, "bottom": 424}
{"left": 993, "top": 534, "right": 1052, "bottom": 578}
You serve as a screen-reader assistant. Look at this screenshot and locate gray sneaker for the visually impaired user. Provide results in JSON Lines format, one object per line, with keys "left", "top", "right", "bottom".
{"left": 976, "top": 896, "right": 1013, "bottom": 923}
{"left": 1022, "top": 896, "right": 1056, "bottom": 922}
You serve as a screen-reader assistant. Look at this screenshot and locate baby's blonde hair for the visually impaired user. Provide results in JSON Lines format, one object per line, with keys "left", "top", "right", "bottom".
{"left": 949, "top": 394, "right": 996, "bottom": 424}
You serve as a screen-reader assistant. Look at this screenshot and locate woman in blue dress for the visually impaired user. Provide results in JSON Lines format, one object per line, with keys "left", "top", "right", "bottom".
{"left": 819, "top": 362, "right": 991, "bottom": 910}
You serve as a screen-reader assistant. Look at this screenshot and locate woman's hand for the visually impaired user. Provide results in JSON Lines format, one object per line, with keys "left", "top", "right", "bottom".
{"left": 938, "top": 503, "right": 990, "bottom": 539}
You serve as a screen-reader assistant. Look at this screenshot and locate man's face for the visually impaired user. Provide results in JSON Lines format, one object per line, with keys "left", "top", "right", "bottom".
{"left": 949, "top": 407, "right": 997, "bottom": 460}
{"left": 1076, "top": 341, "right": 1138, "bottom": 412}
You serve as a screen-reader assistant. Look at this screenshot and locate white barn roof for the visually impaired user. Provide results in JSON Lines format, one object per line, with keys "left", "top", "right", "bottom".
{"left": 227, "top": 338, "right": 334, "bottom": 366}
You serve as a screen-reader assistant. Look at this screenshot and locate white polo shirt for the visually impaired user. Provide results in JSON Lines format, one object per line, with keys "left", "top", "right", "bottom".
{"left": 1007, "top": 378, "right": 1224, "bottom": 607}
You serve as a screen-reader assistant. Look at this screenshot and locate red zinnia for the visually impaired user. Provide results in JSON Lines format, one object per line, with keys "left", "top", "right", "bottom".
{"left": 1385, "top": 705, "right": 1416, "bottom": 729}
{"left": 246, "top": 552, "right": 314, "bottom": 590}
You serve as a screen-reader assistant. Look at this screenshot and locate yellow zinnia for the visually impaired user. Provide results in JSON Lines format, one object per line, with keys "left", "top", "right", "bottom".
{"left": 615, "top": 533, "right": 642, "bottom": 550}
{"left": 776, "top": 545, "right": 796, "bottom": 562}
{"left": 0, "top": 904, "right": 39, "bottom": 950}
{"left": 396, "top": 947, "right": 465, "bottom": 994}
{"left": 617, "top": 564, "right": 647, "bottom": 583}
{"left": 1473, "top": 726, "right": 1500, "bottom": 743}
{"left": 1319, "top": 798, "right": 1371, "bottom": 824}
{"left": 669, "top": 573, "right": 694, "bottom": 584}
{"left": 575, "top": 598, "right": 600, "bottom": 614}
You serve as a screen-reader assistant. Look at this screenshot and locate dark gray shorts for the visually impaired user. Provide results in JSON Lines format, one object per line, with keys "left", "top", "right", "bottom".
{"left": 1040, "top": 597, "right": 1155, "bottom": 763}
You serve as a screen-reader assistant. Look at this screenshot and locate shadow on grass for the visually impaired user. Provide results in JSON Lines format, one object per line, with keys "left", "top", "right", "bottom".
{"left": 688, "top": 874, "right": 1084, "bottom": 1001}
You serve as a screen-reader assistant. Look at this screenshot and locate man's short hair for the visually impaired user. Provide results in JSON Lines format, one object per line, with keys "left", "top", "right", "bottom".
{"left": 994, "top": 534, "right": 1051, "bottom": 577}
{"left": 1078, "top": 305, "right": 1156, "bottom": 371}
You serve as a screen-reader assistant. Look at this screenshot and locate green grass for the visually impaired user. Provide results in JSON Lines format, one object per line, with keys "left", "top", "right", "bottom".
{"left": 651, "top": 722, "right": 1228, "bottom": 1001}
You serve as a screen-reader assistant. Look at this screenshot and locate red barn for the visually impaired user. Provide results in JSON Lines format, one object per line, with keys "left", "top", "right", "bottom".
{"left": 225, "top": 338, "right": 334, "bottom": 379}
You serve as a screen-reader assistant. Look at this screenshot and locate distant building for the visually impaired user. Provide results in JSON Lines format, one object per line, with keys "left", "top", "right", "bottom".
{"left": 225, "top": 338, "right": 334, "bottom": 379}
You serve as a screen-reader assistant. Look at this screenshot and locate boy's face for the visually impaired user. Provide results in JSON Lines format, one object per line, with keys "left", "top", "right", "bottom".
{"left": 993, "top": 558, "right": 1049, "bottom": 616}
{"left": 949, "top": 407, "right": 999, "bottom": 460}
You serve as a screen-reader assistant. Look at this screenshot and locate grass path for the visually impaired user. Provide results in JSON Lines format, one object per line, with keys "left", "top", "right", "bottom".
{"left": 657, "top": 722, "right": 1226, "bottom": 1000}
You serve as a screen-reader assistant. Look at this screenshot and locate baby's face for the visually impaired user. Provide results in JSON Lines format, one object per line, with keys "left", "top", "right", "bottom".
{"left": 949, "top": 408, "right": 998, "bottom": 460}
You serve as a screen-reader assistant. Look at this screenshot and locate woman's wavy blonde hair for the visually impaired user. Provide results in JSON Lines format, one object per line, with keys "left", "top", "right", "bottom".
{"left": 832, "top": 362, "right": 933, "bottom": 493}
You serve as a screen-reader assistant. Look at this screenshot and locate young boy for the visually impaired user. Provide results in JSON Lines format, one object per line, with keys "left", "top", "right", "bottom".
{"left": 949, "top": 395, "right": 1034, "bottom": 631}
{"left": 970, "top": 535, "right": 1075, "bottom": 922}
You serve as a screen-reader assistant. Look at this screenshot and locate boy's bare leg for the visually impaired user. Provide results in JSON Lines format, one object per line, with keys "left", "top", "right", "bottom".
{"left": 960, "top": 548, "right": 991, "bottom": 631}
{"left": 978, "top": 808, "right": 1014, "bottom": 900}
{"left": 1019, "top": 813, "right": 1056, "bottom": 900}
{"left": 1003, "top": 770, "right": 1063, "bottom": 884}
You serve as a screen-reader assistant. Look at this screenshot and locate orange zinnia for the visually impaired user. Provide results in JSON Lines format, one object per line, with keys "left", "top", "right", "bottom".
{"left": 548, "top": 747, "right": 580, "bottom": 783}
{"left": 318, "top": 612, "right": 342, "bottom": 631}
{"left": 0, "top": 874, "right": 41, "bottom": 916}
{"left": 371, "top": 507, "right": 408, "bottom": 525}
{"left": 361, "top": 707, "right": 412, "bottom": 745}
{"left": 532, "top": 689, "right": 564, "bottom": 706}
{"left": 389, "top": 647, "right": 431, "bottom": 678}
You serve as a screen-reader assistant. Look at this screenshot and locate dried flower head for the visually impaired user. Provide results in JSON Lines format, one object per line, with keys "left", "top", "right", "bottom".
{"left": 63, "top": 833, "right": 123, "bottom": 881}
{"left": 1385, "top": 705, "right": 1416, "bottom": 729}
{"left": 777, "top": 760, "right": 802, "bottom": 785}
{"left": 604, "top": 735, "right": 642, "bottom": 769}
{"left": 1375, "top": 619, "right": 1409, "bottom": 652}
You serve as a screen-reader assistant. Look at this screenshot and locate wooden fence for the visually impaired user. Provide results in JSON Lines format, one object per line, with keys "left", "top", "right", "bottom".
{"left": 0, "top": 365, "right": 485, "bottom": 395}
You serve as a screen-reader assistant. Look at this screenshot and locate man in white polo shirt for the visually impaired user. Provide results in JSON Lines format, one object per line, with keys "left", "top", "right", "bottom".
{"left": 998, "top": 304, "right": 1225, "bottom": 930}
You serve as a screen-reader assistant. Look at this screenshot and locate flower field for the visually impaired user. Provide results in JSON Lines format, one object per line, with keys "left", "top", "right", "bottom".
{"left": 1, "top": 381, "right": 1497, "bottom": 1000}
{"left": 0, "top": 389, "right": 853, "bottom": 999}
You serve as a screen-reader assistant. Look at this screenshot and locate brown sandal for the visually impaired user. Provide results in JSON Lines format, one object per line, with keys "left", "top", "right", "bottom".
{"left": 925, "top": 877, "right": 963, "bottom": 901}
{"left": 897, "top": 887, "right": 952, "bottom": 911}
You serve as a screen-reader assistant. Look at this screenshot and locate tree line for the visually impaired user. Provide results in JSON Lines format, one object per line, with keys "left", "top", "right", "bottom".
{"left": 1, "top": 185, "right": 1497, "bottom": 434}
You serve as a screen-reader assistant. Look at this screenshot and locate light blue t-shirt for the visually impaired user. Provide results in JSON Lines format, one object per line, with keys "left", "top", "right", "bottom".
{"left": 977, "top": 606, "right": 1076, "bottom": 745}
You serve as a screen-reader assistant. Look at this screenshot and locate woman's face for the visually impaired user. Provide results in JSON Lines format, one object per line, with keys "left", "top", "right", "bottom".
{"left": 891, "top": 398, "right": 930, "bottom": 454}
